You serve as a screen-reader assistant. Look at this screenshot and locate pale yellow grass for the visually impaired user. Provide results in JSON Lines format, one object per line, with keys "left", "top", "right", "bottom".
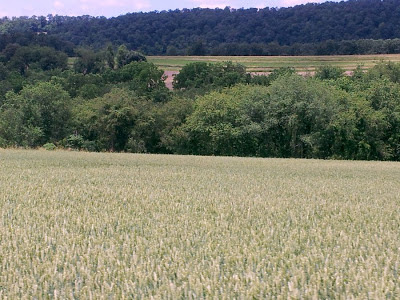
{"left": 0, "top": 150, "right": 399, "bottom": 298}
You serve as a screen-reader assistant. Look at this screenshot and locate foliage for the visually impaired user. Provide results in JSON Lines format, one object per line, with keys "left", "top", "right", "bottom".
{"left": 173, "top": 61, "right": 249, "bottom": 91}
{"left": 149, "top": 96, "right": 194, "bottom": 153}
{"left": 366, "top": 61, "right": 400, "bottom": 83}
{"left": 0, "top": 82, "right": 71, "bottom": 147}
{"left": 104, "top": 61, "right": 170, "bottom": 102}
{"left": 0, "top": 42, "right": 399, "bottom": 161}
{"left": 43, "top": 142, "right": 56, "bottom": 150}
{"left": 73, "top": 88, "right": 154, "bottom": 152}
{"left": 3, "top": 1, "right": 400, "bottom": 55}
{"left": 6, "top": 46, "right": 67, "bottom": 74}
{"left": 73, "top": 48, "right": 105, "bottom": 74}
{"left": 315, "top": 65, "right": 345, "bottom": 80}
{"left": 115, "top": 45, "right": 146, "bottom": 68}
{"left": 65, "top": 134, "right": 84, "bottom": 150}
{"left": 172, "top": 85, "right": 268, "bottom": 156}
{"left": 51, "top": 71, "right": 107, "bottom": 99}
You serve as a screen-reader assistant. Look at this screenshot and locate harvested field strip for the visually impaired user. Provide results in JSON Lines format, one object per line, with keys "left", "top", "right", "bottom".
{"left": 149, "top": 54, "right": 400, "bottom": 72}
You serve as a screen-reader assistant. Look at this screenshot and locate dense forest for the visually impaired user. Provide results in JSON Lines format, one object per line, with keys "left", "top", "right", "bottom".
{"left": 0, "top": 38, "right": 399, "bottom": 160}
{"left": 1, "top": 0, "right": 400, "bottom": 160}
{"left": 2, "top": 0, "right": 400, "bottom": 55}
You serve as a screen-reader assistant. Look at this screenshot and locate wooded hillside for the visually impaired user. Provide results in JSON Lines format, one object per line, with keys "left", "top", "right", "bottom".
{"left": 1, "top": 0, "right": 400, "bottom": 55}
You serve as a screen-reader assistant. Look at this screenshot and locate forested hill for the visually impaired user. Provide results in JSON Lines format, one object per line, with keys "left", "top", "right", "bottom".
{"left": 2, "top": 0, "right": 400, "bottom": 55}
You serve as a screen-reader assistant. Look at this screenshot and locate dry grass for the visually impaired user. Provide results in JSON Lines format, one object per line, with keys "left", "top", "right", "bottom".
{"left": 1, "top": 149, "right": 399, "bottom": 298}
{"left": 148, "top": 54, "right": 400, "bottom": 72}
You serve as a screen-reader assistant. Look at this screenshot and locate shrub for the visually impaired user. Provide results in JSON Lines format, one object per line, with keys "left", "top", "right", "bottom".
{"left": 43, "top": 143, "right": 56, "bottom": 150}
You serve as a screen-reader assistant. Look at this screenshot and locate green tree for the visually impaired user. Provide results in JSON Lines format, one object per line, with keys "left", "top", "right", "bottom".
{"left": 6, "top": 46, "right": 67, "bottom": 74}
{"left": 73, "top": 88, "right": 157, "bottom": 152}
{"left": 105, "top": 44, "right": 115, "bottom": 69}
{"left": 155, "top": 96, "right": 194, "bottom": 153}
{"left": 173, "top": 84, "right": 270, "bottom": 156}
{"left": 364, "top": 79, "right": 400, "bottom": 160}
{"left": 0, "top": 82, "right": 71, "bottom": 147}
{"left": 173, "top": 61, "right": 248, "bottom": 91}
{"left": 51, "top": 71, "right": 107, "bottom": 99}
{"left": 366, "top": 61, "right": 400, "bottom": 83}
{"left": 329, "top": 95, "right": 388, "bottom": 160}
{"left": 187, "top": 40, "right": 206, "bottom": 56}
{"left": 263, "top": 75, "right": 339, "bottom": 158}
{"left": 104, "top": 61, "right": 169, "bottom": 102}
{"left": 74, "top": 48, "right": 104, "bottom": 74}
{"left": 315, "top": 65, "right": 345, "bottom": 80}
{"left": 115, "top": 45, "right": 146, "bottom": 69}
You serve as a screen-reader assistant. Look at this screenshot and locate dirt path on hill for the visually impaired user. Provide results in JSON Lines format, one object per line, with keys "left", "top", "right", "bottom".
{"left": 164, "top": 71, "right": 179, "bottom": 89}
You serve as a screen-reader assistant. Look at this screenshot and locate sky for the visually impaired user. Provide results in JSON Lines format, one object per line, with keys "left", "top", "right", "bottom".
{"left": 0, "top": 0, "right": 341, "bottom": 18}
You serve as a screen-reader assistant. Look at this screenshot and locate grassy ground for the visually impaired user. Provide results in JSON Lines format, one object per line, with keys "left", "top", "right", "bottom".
{"left": 148, "top": 54, "right": 400, "bottom": 72}
{"left": 1, "top": 149, "right": 399, "bottom": 298}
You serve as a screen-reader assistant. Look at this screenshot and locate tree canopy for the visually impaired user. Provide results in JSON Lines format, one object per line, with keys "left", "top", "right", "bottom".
{"left": 2, "top": 0, "right": 400, "bottom": 55}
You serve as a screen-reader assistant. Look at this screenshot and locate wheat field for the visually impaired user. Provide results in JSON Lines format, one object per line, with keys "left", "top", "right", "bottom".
{"left": 148, "top": 54, "right": 400, "bottom": 72}
{"left": 1, "top": 149, "right": 399, "bottom": 298}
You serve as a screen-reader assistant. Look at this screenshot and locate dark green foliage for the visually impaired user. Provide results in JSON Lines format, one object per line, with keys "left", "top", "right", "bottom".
{"left": 115, "top": 45, "right": 146, "bottom": 68}
{"left": 168, "top": 70, "right": 400, "bottom": 160}
{"left": 0, "top": 35, "right": 398, "bottom": 161}
{"left": 73, "top": 89, "right": 138, "bottom": 152}
{"left": 73, "top": 88, "right": 157, "bottom": 152}
{"left": 0, "top": 82, "right": 71, "bottom": 147}
{"left": 105, "top": 44, "right": 115, "bottom": 69}
{"left": 3, "top": 45, "right": 67, "bottom": 74}
{"left": 3, "top": 1, "right": 400, "bottom": 56}
{"left": 43, "top": 142, "right": 56, "bottom": 150}
{"left": 173, "top": 61, "right": 249, "bottom": 91}
{"left": 104, "top": 61, "right": 170, "bottom": 102}
{"left": 366, "top": 61, "right": 400, "bottom": 83}
{"left": 249, "top": 74, "right": 270, "bottom": 86}
{"left": 363, "top": 79, "right": 400, "bottom": 160}
{"left": 315, "top": 65, "right": 345, "bottom": 80}
{"left": 172, "top": 77, "right": 343, "bottom": 158}
{"left": 263, "top": 75, "right": 339, "bottom": 158}
{"left": 73, "top": 48, "right": 105, "bottom": 74}
{"left": 154, "top": 97, "right": 194, "bottom": 153}
{"left": 171, "top": 85, "right": 270, "bottom": 156}
{"left": 66, "top": 134, "right": 84, "bottom": 150}
{"left": 51, "top": 71, "right": 107, "bottom": 98}
{"left": 267, "top": 67, "right": 296, "bottom": 84}
{"left": 187, "top": 41, "right": 206, "bottom": 56}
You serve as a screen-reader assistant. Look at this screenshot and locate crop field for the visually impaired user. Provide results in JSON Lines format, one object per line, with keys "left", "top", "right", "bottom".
{"left": 148, "top": 54, "right": 400, "bottom": 72}
{"left": 1, "top": 150, "right": 400, "bottom": 298}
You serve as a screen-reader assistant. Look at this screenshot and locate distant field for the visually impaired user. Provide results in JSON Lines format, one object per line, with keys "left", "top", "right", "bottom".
{"left": 67, "top": 57, "right": 77, "bottom": 68}
{"left": 148, "top": 54, "right": 400, "bottom": 72}
{"left": 1, "top": 149, "right": 399, "bottom": 298}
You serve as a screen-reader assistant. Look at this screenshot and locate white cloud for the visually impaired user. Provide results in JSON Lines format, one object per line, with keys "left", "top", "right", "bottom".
{"left": 191, "top": 0, "right": 230, "bottom": 8}
{"left": 277, "top": 0, "right": 328, "bottom": 7}
{"left": 54, "top": 1, "right": 65, "bottom": 9}
{"left": 79, "top": 0, "right": 150, "bottom": 9}
{"left": 130, "top": 0, "right": 151, "bottom": 10}
{"left": 80, "top": 4, "right": 90, "bottom": 11}
{"left": 255, "top": 2, "right": 267, "bottom": 9}
{"left": 0, "top": 10, "right": 10, "bottom": 17}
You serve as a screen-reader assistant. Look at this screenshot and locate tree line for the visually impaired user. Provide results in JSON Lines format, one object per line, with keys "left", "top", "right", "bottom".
{"left": 0, "top": 43, "right": 399, "bottom": 161}
{"left": 2, "top": 0, "right": 400, "bottom": 55}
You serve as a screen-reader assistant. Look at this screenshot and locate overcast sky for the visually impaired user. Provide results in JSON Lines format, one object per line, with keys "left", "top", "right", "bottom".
{"left": 0, "top": 0, "right": 342, "bottom": 18}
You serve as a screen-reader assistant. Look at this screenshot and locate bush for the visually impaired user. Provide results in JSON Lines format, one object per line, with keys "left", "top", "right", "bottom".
{"left": 82, "top": 140, "right": 98, "bottom": 152}
{"left": 172, "top": 61, "right": 248, "bottom": 91}
{"left": 66, "top": 134, "right": 84, "bottom": 150}
{"left": 43, "top": 143, "right": 56, "bottom": 150}
{"left": 315, "top": 65, "right": 345, "bottom": 80}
